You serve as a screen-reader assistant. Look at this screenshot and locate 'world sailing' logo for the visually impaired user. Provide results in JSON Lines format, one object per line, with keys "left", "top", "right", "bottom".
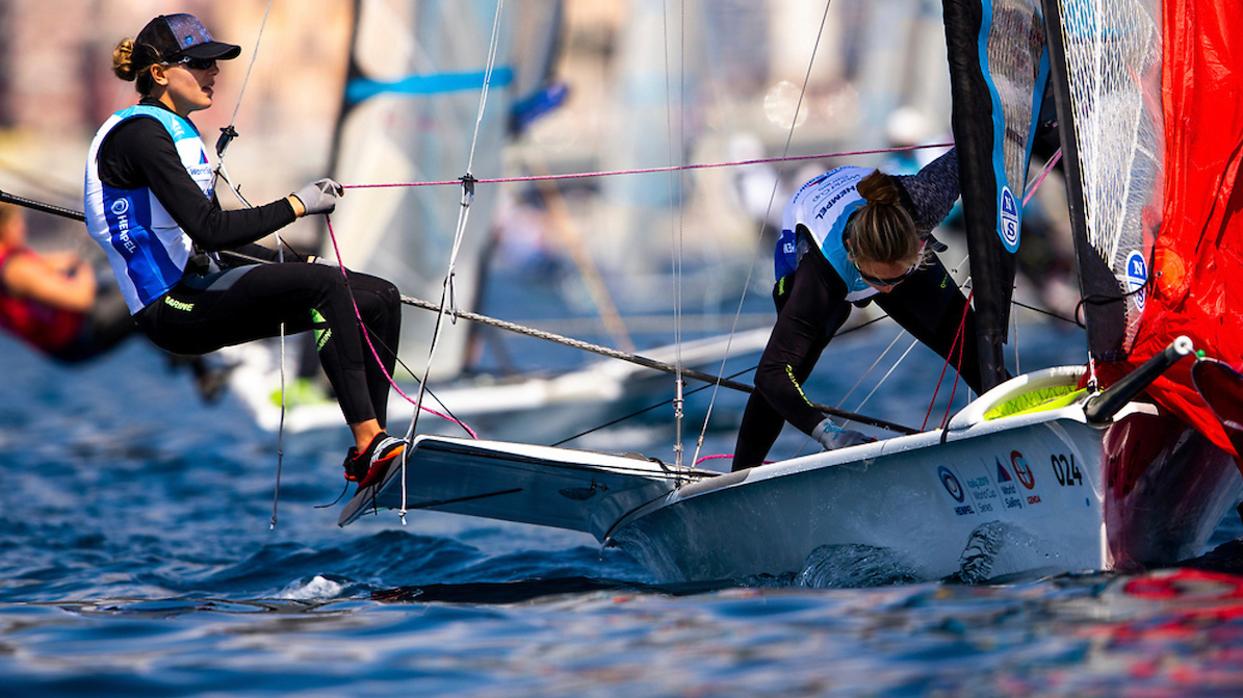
{"left": 1125, "top": 250, "right": 1148, "bottom": 311}
{"left": 998, "top": 187, "right": 1020, "bottom": 251}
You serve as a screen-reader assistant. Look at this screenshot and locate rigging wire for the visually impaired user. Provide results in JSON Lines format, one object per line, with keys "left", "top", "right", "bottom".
{"left": 838, "top": 253, "right": 971, "bottom": 422}
{"left": 921, "top": 290, "right": 974, "bottom": 431}
{"left": 689, "top": 0, "right": 836, "bottom": 468}
{"left": 192, "top": 250, "right": 923, "bottom": 437}
{"left": 400, "top": 0, "right": 508, "bottom": 523}
{"left": 212, "top": 0, "right": 275, "bottom": 207}
{"left": 661, "top": 0, "right": 688, "bottom": 472}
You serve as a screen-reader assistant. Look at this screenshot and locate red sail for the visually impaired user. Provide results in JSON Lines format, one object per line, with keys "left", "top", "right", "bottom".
{"left": 1105, "top": 1, "right": 1243, "bottom": 461}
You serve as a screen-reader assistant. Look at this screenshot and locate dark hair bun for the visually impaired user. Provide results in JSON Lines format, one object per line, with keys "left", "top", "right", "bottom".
{"left": 857, "top": 170, "right": 902, "bottom": 205}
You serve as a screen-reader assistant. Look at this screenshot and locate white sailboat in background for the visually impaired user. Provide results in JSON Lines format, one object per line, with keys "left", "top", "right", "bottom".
{"left": 341, "top": 0, "right": 1243, "bottom": 584}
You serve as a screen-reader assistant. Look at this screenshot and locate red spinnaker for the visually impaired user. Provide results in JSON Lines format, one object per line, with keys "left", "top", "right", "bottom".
{"left": 1106, "top": 1, "right": 1243, "bottom": 462}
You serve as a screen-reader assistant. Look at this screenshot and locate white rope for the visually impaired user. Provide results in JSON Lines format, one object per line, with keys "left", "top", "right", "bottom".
{"left": 211, "top": 0, "right": 274, "bottom": 202}
{"left": 834, "top": 327, "right": 911, "bottom": 408}
{"left": 199, "top": 0, "right": 282, "bottom": 527}
{"left": 690, "top": 0, "right": 836, "bottom": 468}
{"left": 850, "top": 339, "right": 922, "bottom": 417}
{"left": 228, "top": 0, "right": 273, "bottom": 130}
{"left": 400, "top": 0, "right": 507, "bottom": 522}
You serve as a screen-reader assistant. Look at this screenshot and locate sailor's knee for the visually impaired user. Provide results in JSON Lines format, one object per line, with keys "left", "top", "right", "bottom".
{"left": 752, "top": 364, "right": 785, "bottom": 399}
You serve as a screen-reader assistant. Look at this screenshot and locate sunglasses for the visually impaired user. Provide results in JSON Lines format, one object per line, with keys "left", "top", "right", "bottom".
{"left": 858, "top": 262, "right": 919, "bottom": 287}
{"left": 166, "top": 56, "right": 217, "bottom": 71}
{"left": 852, "top": 240, "right": 926, "bottom": 287}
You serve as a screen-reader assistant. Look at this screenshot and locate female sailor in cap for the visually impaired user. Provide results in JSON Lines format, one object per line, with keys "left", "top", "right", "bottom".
{"left": 731, "top": 149, "right": 988, "bottom": 471}
{"left": 84, "top": 13, "right": 406, "bottom": 489}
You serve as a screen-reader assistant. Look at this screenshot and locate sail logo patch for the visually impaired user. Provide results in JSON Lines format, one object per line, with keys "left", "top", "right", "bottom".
{"left": 1010, "top": 450, "right": 1036, "bottom": 490}
{"left": 938, "top": 466, "right": 965, "bottom": 503}
{"left": 999, "top": 187, "right": 1020, "bottom": 250}
{"left": 1125, "top": 250, "right": 1148, "bottom": 311}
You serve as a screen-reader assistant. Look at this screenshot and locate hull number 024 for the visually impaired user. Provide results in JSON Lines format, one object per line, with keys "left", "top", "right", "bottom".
{"left": 1050, "top": 453, "right": 1083, "bottom": 487}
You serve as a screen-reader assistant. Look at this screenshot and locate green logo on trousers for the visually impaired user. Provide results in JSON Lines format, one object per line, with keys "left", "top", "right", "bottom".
{"left": 311, "top": 308, "right": 332, "bottom": 350}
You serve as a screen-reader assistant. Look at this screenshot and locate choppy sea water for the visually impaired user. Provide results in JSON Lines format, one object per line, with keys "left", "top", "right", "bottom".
{"left": 2, "top": 317, "right": 1242, "bottom": 697}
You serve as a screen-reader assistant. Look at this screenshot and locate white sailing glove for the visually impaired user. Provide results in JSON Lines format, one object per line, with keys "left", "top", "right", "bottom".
{"left": 811, "top": 418, "right": 873, "bottom": 451}
{"left": 292, "top": 178, "right": 344, "bottom": 216}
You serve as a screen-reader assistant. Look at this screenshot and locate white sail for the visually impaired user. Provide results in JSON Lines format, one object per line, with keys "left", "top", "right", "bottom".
{"left": 328, "top": 0, "right": 557, "bottom": 380}
{"left": 1048, "top": 0, "right": 1164, "bottom": 351}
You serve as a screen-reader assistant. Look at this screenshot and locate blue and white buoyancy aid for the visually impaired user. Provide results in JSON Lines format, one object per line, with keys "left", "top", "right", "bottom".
{"left": 773, "top": 165, "right": 879, "bottom": 303}
{"left": 84, "top": 105, "right": 213, "bottom": 314}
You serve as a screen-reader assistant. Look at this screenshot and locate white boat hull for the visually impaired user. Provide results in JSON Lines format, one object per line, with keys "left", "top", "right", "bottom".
{"left": 343, "top": 367, "right": 1243, "bottom": 584}
{"left": 614, "top": 415, "right": 1112, "bottom": 583}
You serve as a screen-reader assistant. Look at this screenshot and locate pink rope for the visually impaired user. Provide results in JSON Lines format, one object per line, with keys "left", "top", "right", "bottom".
{"left": 341, "top": 142, "right": 955, "bottom": 191}
{"left": 324, "top": 215, "right": 479, "bottom": 439}
{"left": 1023, "top": 149, "right": 1062, "bottom": 206}
{"left": 922, "top": 291, "right": 974, "bottom": 432}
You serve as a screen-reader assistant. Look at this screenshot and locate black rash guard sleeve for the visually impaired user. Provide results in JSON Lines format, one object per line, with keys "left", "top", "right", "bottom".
{"left": 96, "top": 107, "right": 296, "bottom": 252}
{"left": 894, "top": 148, "right": 959, "bottom": 236}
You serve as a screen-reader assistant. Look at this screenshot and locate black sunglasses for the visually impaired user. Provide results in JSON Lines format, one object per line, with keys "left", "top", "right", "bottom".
{"left": 858, "top": 263, "right": 919, "bottom": 287}
{"left": 852, "top": 239, "right": 926, "bottom": 287}
{"left": 167, "top": 56, "right": 217, "bottom": 71}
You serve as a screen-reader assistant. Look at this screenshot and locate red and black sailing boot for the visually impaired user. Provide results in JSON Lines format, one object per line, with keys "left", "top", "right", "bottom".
{"left": 342, "top": 432, "right": 407, "bottom": 489}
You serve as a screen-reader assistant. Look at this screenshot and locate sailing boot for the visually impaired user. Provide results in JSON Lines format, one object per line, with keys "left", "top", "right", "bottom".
{"left": 343, "top": 432, "right": 407, "bottom": 489}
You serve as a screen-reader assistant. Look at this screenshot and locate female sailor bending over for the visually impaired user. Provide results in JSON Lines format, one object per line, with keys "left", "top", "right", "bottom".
{"left": 732, "top": 149, "right": 986, "bottom": 471}
{"left": 85, "top": 13, "right": 404, "bottom": 488}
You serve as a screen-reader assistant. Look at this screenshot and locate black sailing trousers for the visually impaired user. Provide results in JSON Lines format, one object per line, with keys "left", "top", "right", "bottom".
{"left": 136, "top": 261, "right": 401, "bottom": 426}
{"left": 731, "top": 249, "right": 985, "bottom": 471}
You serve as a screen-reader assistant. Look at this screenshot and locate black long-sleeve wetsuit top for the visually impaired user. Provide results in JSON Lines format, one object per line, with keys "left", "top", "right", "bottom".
{"left": 95, "top": 97, "right": 296, "bottom": 263}
{"left": 733, "top": 148, "right": 982, "bottom": 470}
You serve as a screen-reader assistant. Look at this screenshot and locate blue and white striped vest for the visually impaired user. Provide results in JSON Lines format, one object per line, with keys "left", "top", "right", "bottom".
{"left": 774, "top": 165, "right": 878, "bottom": 302}
{"left": 84, "top": 105, "right": 213, "bottom": 314}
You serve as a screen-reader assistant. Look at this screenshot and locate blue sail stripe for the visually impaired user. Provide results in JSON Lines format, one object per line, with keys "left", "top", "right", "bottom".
{"left": 346, "top": 67, "right": 515, "bottom": 104}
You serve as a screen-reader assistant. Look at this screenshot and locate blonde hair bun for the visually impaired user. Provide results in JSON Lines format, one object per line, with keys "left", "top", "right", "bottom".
{"left": 112, "top": 38, "right": 136, "bottom": 81}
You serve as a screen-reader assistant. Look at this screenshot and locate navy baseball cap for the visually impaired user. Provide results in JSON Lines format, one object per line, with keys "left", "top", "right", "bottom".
{"left": 136, "top": 13, "right": 241, "bottom": 61}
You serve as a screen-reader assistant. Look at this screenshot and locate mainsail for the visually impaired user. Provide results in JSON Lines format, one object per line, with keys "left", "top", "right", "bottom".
{"left": 326, "top": 1, "right": 562, "bottom": 380}
{"left": 1042, "top": 0, "right": 1163, "bottom": 363}
{"left": 942, "top": 0, "right": 1051, "bottom": 391}
{"left": 1046, "top": 0, "right": 1243, "bottom": 461}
